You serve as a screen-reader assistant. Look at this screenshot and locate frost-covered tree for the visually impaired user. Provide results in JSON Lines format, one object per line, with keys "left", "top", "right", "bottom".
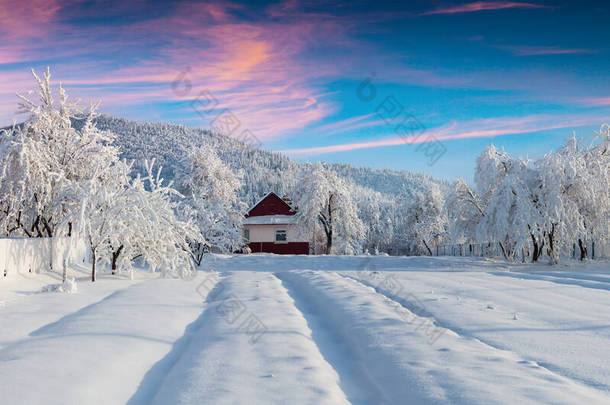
{"left": 0, "top": 68, "right": 117, "bottom": 238}
{"left": 536, "top": 126, "right": 610, "bottom": 261}
{"left": 478, "top": 160, "right": 541, "bottom": 261}
{"left": 356, "top": 186, "right": 394, "bottom": 254}
{"left": 449, "top": 126, "right": 609, "bottom": 264}
{"left": 0, "top": 128, "right": 28, "bottom": 236}
{"left": 118, "top": 160, "right": 201, "bottom": 279}
{"left": 293, "top": 164, "right": 364, "bottom": 254}
{"left": 468, "top": 145, "right": 534, "bottom": 260}
{"left": 0, "top": 69, "right": 205, "bottom": 281}
{"left": 175, "top": 146, "right": 245, "bottom": 264}
{"left": 80, "top": 161, "right": 132, "bottom": 281}
{"left": 387, "top": 195, "right": 412, "bottom": 255}
{"left": 404, "top": 182, "right": 447, "bottom": 255}
{"left": 83, "top": 159, "right": 201, "bottom": 281}
{"left": 446, "top": 178, "right": 485, "bottom": 244}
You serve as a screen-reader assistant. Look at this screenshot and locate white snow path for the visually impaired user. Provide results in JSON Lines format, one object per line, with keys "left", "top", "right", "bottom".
{"left": 0, "top": 276, "right": 210, "bottom": 405}
{"left": 148, "top": 271, "right": 350, "bottom": 405}
{"left": 2, "top": 256, "right": 610, "bottom": 404}
{"left": 277, "top": 272, "right": 393, "bottom": 404}
{"left": 280, "top": 270, "right": 610, "bottom": 404}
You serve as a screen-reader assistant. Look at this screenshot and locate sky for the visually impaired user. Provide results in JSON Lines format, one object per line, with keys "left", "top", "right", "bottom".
{"left": 1, "top": 0, "right": 609, "bottom": 181}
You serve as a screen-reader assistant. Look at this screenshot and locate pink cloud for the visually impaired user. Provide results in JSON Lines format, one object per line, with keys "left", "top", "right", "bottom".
{"left": 506, "top": 46, "right": 596, "bottom": 56}
{"left": 0, "top": 0, "right": 600, "bottom": 144}
{"left": 0, "top": 46, "right": 26, "bottom": 65}
{"left": 0, "top": 0, "right": 64, "bottom": 39}
{"left": 577, "top": 97, "right": 610, "bottom": 106}
{"left": 279, "top": 113, "right": 607, "bottom": 155}
{"left": 111, "top": 7, "right": 348, "bottom": 139}
{"left": 0, "top": 2, "right": 347, "bottom": 138}
{"left": 420, "top": 1, "right": 550, "bottom": 16}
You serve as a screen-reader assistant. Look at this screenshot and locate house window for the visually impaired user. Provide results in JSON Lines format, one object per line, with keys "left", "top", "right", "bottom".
{"left": 275, "top": 229, "right": 287, "bottom": 243}
{"left": 243, "top": 229, "right": 250, "bottom": 242}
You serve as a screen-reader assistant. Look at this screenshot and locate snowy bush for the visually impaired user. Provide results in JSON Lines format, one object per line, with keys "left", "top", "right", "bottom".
{"left": 41, "top": 277, "right": 77, "bottom": 293}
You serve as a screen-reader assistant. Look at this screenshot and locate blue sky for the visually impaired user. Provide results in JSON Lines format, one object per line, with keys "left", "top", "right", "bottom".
{"left": 1, "top": 0, "right": 609, "bottom": 181}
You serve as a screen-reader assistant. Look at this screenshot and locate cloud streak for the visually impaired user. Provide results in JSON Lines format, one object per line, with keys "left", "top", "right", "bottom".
{"left": 578, "top": 97, "right": 610, "bottom": 106}
{"left": 505, "top": 46, "right": 596, "bottom": 56}
{"left": 420, "top": 1, "right": 550, "bottom": 16}
{"left": 279, "top": 113, "right": 607, "bottom": 155}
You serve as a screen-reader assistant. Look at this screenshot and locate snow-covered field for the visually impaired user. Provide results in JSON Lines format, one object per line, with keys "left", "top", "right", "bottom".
{"left": 1, "top": 255, "right": 610, "bottom": 404}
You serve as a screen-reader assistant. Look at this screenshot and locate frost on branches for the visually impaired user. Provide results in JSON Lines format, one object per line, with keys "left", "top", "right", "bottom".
{"left": 406, "top": 182, "right": 447, "bottom": 255}
{"left": 293, "top": 164, "right": 365, "bottom": 254}
{"left": 355, "top": 186, "right": 394, "bottom": 254}
{"left": 81, "top": 160, "right": 200, "bottom": 281}
{"left": 175, "top": 146, "right": 246, "bottom": 264}
{"left": 0, "top": 69, "right": 201, "bottom": 281}
{"left": 0, "top": 68, "right": 118, "bottom": 238}
{"left": 448, "top": 127, "right": 609, "bottom": 263}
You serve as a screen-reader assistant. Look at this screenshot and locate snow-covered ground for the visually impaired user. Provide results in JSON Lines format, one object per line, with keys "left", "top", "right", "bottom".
{"left": 1, "top": 255, "right": 610, "bottom": 404}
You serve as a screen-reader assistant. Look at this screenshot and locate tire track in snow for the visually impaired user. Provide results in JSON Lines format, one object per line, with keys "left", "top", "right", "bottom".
{"left": 147, "top": 271, "right": 350, "bottom": 405}
{"left": 490, "top": 271, "right": 610, "bottom": 292}
{"left": 286, "top": 270, "right": 609, "bottom": 404}
{"left": 128, "top": 275, "right": 223, "bottom": 405}
{"left": 276, "top": 272, "right": 392, "bottom": 405}
{"left": 340, "top": 271, "right": 610, "bottom": 397}
{"left": 279, "top": 271, "right": 445, "bottom": 404}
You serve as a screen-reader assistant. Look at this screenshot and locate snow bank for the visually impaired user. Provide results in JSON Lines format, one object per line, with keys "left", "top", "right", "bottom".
{"left": 0, "top": 237, "right": 87, "bottom": 280}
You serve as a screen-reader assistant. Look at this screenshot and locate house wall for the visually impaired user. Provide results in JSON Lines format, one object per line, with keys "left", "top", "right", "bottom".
{"left": 244, "top": 224, "right": 306, "bottom": 243}
{"left": 248, "top": 241, "right": 309, "bottom": 255}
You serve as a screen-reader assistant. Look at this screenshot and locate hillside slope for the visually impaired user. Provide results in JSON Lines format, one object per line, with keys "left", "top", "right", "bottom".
{"left": 91, "top": 115, "right": 450, "bottom": 206}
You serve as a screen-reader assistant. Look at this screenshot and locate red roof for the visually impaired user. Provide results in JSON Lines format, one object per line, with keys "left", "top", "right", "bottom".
{"left": 246, "top": 192, "right": 295, "bottom": 217}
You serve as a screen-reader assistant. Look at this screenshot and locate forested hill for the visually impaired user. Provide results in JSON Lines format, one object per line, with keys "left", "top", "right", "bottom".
{"left": 89, "top": 115, "right": 451, "bottom": 206}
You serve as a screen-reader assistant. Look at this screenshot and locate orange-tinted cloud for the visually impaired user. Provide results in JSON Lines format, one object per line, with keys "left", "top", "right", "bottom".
{"left": 0, "top": 1, "right": 346, "bottom": 139}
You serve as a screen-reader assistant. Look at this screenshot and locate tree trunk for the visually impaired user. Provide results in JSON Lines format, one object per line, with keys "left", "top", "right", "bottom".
{"left": 578, "top": 239, "right": 587, "bottom": 261}
{"left": 91, "top": 248, "right": 97, "bottom": 282}
{"left": 111, "top": 245, "right": 124, "bottom": 275}
{"left": 547, "top": 224, "right": 557, "bottom": 263}
{"left": 422, "top": 239, "right": 433, "bottom": 256}
{"left": 531, "top": 234, "right": 540, "bottom": 262}
{"left": 325, "top": 230, "right": 332, "bottom": 255}
{"left": 323, "top": 196, "right": 333, "bottom": 255}
{"left": 498, "top": 241, "right": 508, "bottom": 260}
